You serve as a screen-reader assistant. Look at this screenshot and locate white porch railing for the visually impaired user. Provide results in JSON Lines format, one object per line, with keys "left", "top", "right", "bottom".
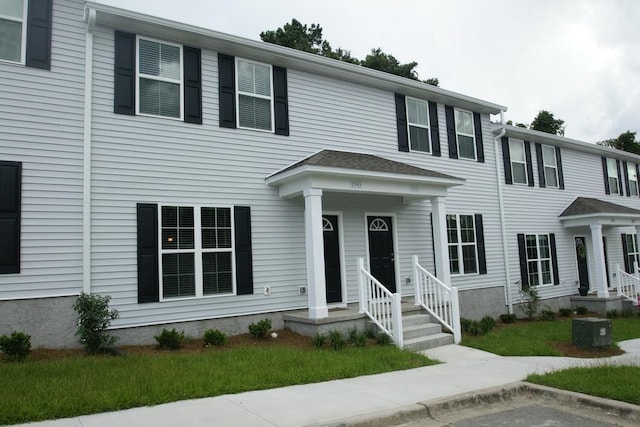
{"left": 413, "top": 255, "right": 461, "bottom": 343}
{"left": 357, "top": 258, "right": 403, "bottom": 348}
{"left": 617, "top": 263, "right": 640, "bottom": 306}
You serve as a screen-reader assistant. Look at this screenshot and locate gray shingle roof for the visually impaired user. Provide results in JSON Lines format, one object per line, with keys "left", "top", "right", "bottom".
{"left": 559, "top": 197, "right": 640, "bottom": 217}
{"left": 273, "top": 150, "right": 459, "bottom": 180}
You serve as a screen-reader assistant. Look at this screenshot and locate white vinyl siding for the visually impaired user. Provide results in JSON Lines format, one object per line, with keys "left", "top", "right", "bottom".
{"left": 628, "top": 163, "right": 638, "bottom": 196}
{"left": 447, "top": 214, "right": 478, "bottom": 275}
{"left": 406, "top": 97, "right": 430, "bottom": 153}
{"left": 541, "top": 145, "right": 558, "bottom": 188}
{"left": 607, "top": 158, "right": 619, "bottom": 194}
{"left": 509, "top": 140, "right": 528, "bottom": 184}
{"left": 136, "top": 37, "right": 183, "bottom": 119}
{"left": 525, "top": 234, "right": 553, "bottom": 287}
{"left": 236, "top": 58, "right": 273, "bottom": 131}
{"left": 0, "top": 0, "right": 26, "bottom": 63}
{"left": 454, "top": 109, "right": 475, "bottom": 160}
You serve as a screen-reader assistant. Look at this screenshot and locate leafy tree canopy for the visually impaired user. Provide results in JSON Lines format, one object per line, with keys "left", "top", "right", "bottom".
{"left": 260, "top": 19, "right": 438, "bottom": 86}
{"left": 506, "top": 120, "right": 528, "bottom": 128}
{"left": 597, "top": 131, "right": 640, "bottom": 155}
{"left": 530, "top": 110, "right": 565, "bottom": 136}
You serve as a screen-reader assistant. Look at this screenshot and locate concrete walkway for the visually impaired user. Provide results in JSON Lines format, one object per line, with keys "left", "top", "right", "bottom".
{"left": 16, "top": 339, "right": 640, "bottom": 427}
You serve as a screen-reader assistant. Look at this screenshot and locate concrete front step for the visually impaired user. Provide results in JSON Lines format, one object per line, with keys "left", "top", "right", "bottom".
{"left": 403, "top": 322, "right": 442, "bottom": 340}
{"left": 401, "top": 309, "right": 453, "bottom": 351}
{"left": 403, "top": 332, "right": 455, "bottom": 351}
{"left": 402, "top": 312, "right": 434, "bottom": 327}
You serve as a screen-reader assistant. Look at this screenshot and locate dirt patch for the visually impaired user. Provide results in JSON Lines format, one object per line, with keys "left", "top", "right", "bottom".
{"left": 548, "top": 341, "right": 624, "bottom": 358}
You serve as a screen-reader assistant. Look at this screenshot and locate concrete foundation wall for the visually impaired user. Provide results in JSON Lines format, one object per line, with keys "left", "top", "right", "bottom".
{"left": 458, "top": 286, "right": 508, "bottom": 320}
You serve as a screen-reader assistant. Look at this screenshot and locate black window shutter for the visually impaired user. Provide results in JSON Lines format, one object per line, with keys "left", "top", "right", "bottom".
{"left": 114, "top": 31, "right": 136, "bottom": 115}
{"left": 617, "top": 160, "right": 624, "bottom": 196}
{"left": 623, "top": 161, "right": 630, "bottom": 197}
{"left": 445, "top": 105, "right": 458, "bottom": 159}
{"left": 273, "top": 66, "right": 289, "bottom": 136}
{"left": 474, "top": 214, "right": 487, "bottom": 275}
{"left": 394, "top": 94, "right": 409, "bottom": 152}
{"left": 218, "top": 53, "right": 236, "bottom": 128}
{"left": 549, "top": 233, "right": 559, "bottom": 285}
{"left": 234, "top": 206, "right": 253, "bottom": 295}
{"left": 137, "top": 203, "right": 159, "bottom": 303}
{"left": 517, "top": 234, "right": 529, "bottom": 290}
{"left": 501, "top": 137, "right": 513, "bottom": 185}
{"left": 535, "top": 143, "right": 546, "bottom": 188}
{"left": 622, "top": 234, "right": 630, "bottom": 273}
{"left": 428, "top": 101, "right": 440, "bottom": 156}
{"left": 524, "top": 141, "right": 534, "bottom": 187}
{"left": 602, "top": 157, "right": 610, "bottom": 194}
{"left": 637, "top": 165, "right": 640, "bottom": 197}
{"left": 556, "top": 147, "right": 565, "bottom": 190}
{"left": 473, "top": 112, "right": 484, "bottom": 163}
{"left": 25, "top": 0, "right": 52, "bottom": 70}
{"left": 0, "top": 162, "right": 21, "bottom": 274}
{"left": 183, "top": 46, "right": 202, "bottom": 124}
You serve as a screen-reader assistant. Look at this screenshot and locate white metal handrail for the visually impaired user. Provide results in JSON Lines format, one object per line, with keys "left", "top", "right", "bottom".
{"left": 617, "top": 264, "right": 640, "bottom": 305}
{"left": 413, "top": 255, "right": 461, "bottom": 343}
{"left": 357, "top": 258, "right": 403, "bottom": 348}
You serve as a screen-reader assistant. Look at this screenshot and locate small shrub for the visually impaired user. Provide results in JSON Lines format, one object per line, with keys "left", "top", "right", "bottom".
{"left": 203, "top": 329, "right": 228, "bottom": 347}
{"left": 606, "top": 309, "right": 619, "bottom": 319}
{"left": 621, "top": 309, "right": 635, "bottom": 318}
{"left": 479, "top": 316, "right": 496, "bottom": 334}
{"left": 364, "top": 326, "right": 377, "bottom": 339}
{"left": 575, "top": 305, "right": 588, "bottom": 315}
{"left": 311, "top": 333, "right": 326, "bottom": 349}
{"left": 467, "top": 321, "right": 481, "bottom": 336}
{"left": 519, "top": 287, "right": 541, "bottom": 320}
{"left": 499, "top": 313, "right": 517, "bottom": 324}
{"left": 154, "top": 328, "right": 185, "bottom": 350}
{"left": 558, "top": 307, "right": 572, "bottom": 317}
{"left": 375, "top": 332, "right": 392, "bottom": 346}
{"left": 351, "top": 332, "right": 367, "bottom": 347}
{"left": 328, "top": 330, "right": 346, "bottom": 351}
{"left": 540, "top": 308, "right": 555, "bottom": 321}
{"left": 248, "top": 319, "right": 272, "bottom": 339}
{"left": 0, "top": 331, "right": 31, "bottom": 362}
{"left": 460, "top": 318, "right": 473, "bottom": 333}
{"left": 73, "top": 293, "right": 119, "bottom": 355}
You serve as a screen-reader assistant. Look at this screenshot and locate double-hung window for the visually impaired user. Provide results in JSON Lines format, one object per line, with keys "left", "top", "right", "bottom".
{"left": 607, "top": 158, "right": 619, "bottom": 194}
{"left": 447, "top": 214, "right": 478, "bottom": 275}
{"left": 525, "top": 234, "right": 553, "bottom": 286}
{"left": 236, "top": 58, "right": 273, "bottom": 131}
{"left": 160, "top": 205, "right": 233, "bottom": 300}
{"left": 509, "top": 140, "right": 528, "bottom": 184}
{"left": 624, "top": 233, "right": 639, "bottom": 273}
{"left": 541, "top": 145, "right": 558, "bottom": 188}
{"left": 454, "top": 109, "right": 476, "bottom": 160}
{"left": 0, "top": 0, "right": 26, "bottom": 63}
{"left": 137, "top": 37, "right": 183, "bottom": 119}
{"left": 628, "top": 163, "right": 638, "bottom": 196}
{"left": 407, "top": 97, "right": 430, "bottom": 153}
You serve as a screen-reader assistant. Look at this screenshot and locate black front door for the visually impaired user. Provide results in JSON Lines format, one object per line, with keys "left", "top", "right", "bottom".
{"left": 575, "top": 236, "right": 589, "bottom": 291}
{"left": 323, "top": 215, "right": 342, "bottom": 303}
{"left": 367, "top": 216, "right": 396, "bottom": 293}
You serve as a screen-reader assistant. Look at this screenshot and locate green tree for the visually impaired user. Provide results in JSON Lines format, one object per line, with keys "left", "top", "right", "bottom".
{"left": 360, "top": 48, "right": 419, "bottom": 80}
{"left": 260, "top": 19, "right": 324, "bottom": 54}
{"left": 506, "top": 120, "right": 528, "bottom": 128}
{"left": 530, "top": 110, "right": 565, "bottom": 136}
{"left": 597, "top": 131, "right": 640, "bottom": 155}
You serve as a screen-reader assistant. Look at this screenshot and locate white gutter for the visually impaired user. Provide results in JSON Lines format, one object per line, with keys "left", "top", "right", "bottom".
{"left": 493, "top": 112, "right": 513, "bottom": 313}
{"left": 82, "top": 7, "right": 96, "bottom": 294}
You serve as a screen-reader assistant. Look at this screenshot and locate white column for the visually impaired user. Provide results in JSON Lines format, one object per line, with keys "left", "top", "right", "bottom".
{"left": 590, "top": 224, "right": 609, "bottom": 298}
{"left": 431, "top": 196, "right": 451, "bottom": 286}
{"left": 303, "top": 188, "right": 328, "bottom": 319}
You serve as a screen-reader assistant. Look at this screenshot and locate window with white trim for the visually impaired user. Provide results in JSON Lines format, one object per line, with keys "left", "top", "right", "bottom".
{"left": 454, "top": 109, "right": 475, "bottom": 160}
{"left": 0, "top": 0, "right": 26, "bottom": 63}
{"left": 525, "top": 234, "right": 553, "bottom": 286}
{"left": 236, "top": 58, "right": 273, "bottom": 131}
{"left": 137, "top": 37, "right": 183, "bottom": 119}
{"left": 406, "top": 97, "right": 430, "bottom": 153}
{"left": 628, "top": 163, "right": 638, "bottom": 196}
{"left": 624, "top": 233, "right": 639, "bottom": 272}
{"left": 509, "top": 140, "right": 528, "bottom": 184}
{"left": 607, "top": 158, "right": 619, "bottom": 194}
{"left": 541, "top": 145, "right": 558, "bottom": 188}
{"left": 447, "top": 214, "right": 478, "bottom": 275}
{"left": 160, "top": 206, "right": 233, "bottom": 299}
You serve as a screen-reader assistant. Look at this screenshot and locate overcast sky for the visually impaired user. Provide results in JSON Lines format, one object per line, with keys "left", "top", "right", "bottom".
{"left": 97, "top": 0, "right": 639, "bottom": 143}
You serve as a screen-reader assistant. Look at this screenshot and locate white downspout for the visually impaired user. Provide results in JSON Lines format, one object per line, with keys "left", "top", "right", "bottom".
{"left": 493, "top": 112, "right": 513, "bottom": 313}
{"left": 82, "top": 8, "right": 96, "bottom": 294}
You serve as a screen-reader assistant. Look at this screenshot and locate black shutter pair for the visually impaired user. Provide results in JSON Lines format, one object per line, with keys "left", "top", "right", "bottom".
{"left": 218, "top": 54, "right": 289, "bottom": 135}
{"left": 0, "top": 162, "right": 21, "bottom": 274}
{"left": 535, "top": 144, "right": 565, "bottom": 189}
{"left": 601, "top": 157, "right": 624, "bottom": 195}
{"left": 25, "top": 0, "right": 52, "bottom": 70}
{"left": 501, "top": 138, "right": 534, "bottom": 186}
{"left": 517, "top": 233, "right": 559, "bottom": 289}
{"left": 114, "top": 31, "right": 202, "bottom": 124}
{"left": 444, "top": 106, "right": 484, "bottom": 162}
{"left": 394, "top": 94, "right": 441, "bottom": 156}
{"left": 136, "top": 204, "right": 253, "bottom": 303}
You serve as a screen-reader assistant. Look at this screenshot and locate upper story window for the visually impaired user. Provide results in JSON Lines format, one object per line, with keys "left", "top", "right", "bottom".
{"left": 407, "top": 97, "right": 430, "bottom": 153}
{"left": 0, "top": 0, "right": 26, "bottom": 63}
{"left": 509, "top": 140, "right": 528, "bottom": 185}
{"left": 137, "top": 37, "right": 183, "bottom": 119}
{"left": 541, "top": 145, "right": 558, "bottom": 188}
{"left": 628, "top": 163, "right": 638, "bottom": 196}
{"left": 454, "top": 109, "right": 476, "bottom": 160}
{"left": 236, "top": 58, "right": 273, "bottom": 131}
{"left": 607, "top": 158, "right": 619, "bottom": 194}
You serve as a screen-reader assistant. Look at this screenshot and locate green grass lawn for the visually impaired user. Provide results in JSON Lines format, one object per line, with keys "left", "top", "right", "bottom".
{"left": 0, "top": 345, "right": 435, "bottom": 425}
{"left": 462, "top": 317, "right": 640, "bottom": 356}
{"left": 528, "top": 365, "right": 640, "bottom": 405}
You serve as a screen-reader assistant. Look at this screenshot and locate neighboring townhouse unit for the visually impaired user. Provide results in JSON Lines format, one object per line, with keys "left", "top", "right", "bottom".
{"left": 1, "top": 0, "right": 637, "bottom": 348}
